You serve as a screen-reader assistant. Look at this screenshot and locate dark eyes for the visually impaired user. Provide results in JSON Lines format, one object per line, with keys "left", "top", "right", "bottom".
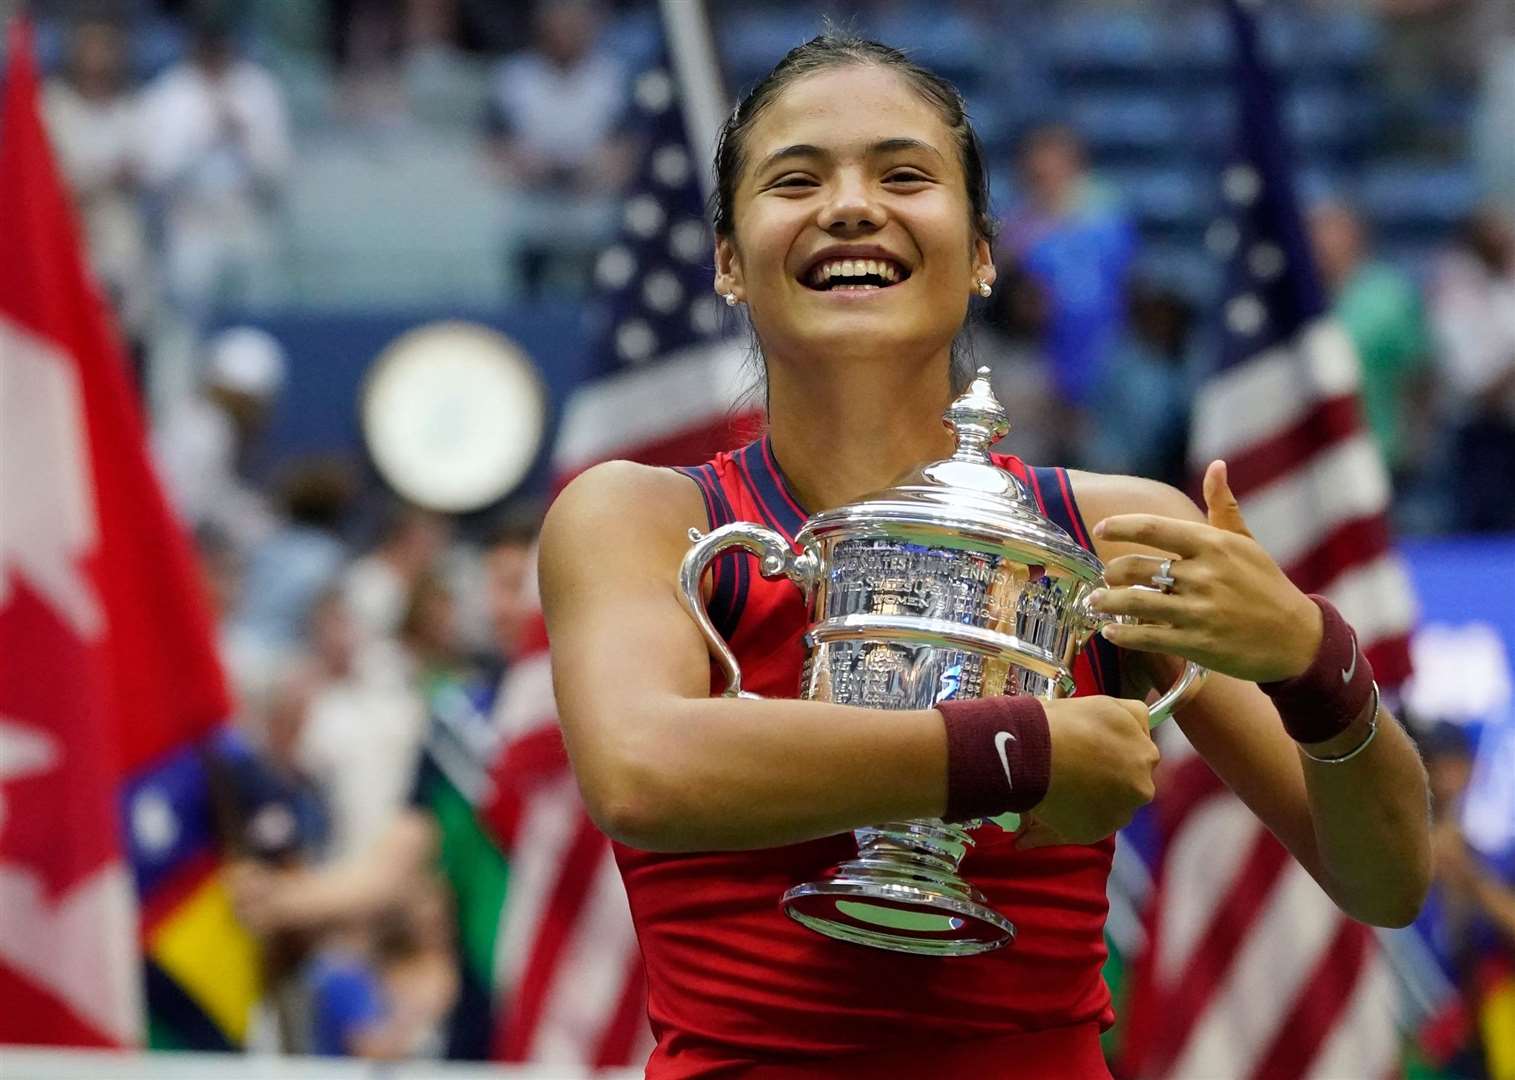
{"left": 769, "top": 170, "right": 931, "bottom": 189}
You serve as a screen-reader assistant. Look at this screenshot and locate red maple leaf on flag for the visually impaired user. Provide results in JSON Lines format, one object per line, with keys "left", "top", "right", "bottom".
{"left": 0, "top": 17, "right": 232, "bottom": 1048}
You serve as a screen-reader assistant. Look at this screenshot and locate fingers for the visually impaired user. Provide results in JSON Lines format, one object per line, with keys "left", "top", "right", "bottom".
{"left": 1115, "top": 698, "right": 1152, "bottom": 727}
{"left": 1102, "top": 553, "right": 1173, "bottom": 588}
{"left": 1098, "top": 620, "right": 1189, "bottom": 655}
{"left": 1202, "top": 460, "right": 1255, "bottom": 539}
{"left": 1093, "top": 514, "right": 1209, "bottom": 557}
{"left": 1088, "top": 586, "right": 1197, "bottom": 626}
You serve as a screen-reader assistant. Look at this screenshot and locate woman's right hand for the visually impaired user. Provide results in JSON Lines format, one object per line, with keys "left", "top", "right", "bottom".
{"left": 1018, "top": 696, "right": 1158, "bottom": 848}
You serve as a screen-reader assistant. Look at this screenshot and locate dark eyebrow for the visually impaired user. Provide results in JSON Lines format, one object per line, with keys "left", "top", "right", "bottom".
{"left": 755, "top": 138, "right": 947, "bottom": 175}
{"left": 755, "top": 143, "right": 825, "bottom": 174}
{"left": 870, "top": 137, "right": 946, "bottom": 163}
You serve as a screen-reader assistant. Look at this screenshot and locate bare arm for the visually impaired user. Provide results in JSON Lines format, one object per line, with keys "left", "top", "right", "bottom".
{"left": 541, "top": 462, "right": 1158, "bottom": 853}
{"left": 228, "top": 810, "right": 437, "bottom": 932}
{"left": 541, "top": 462, "right": 947, "bottom": 851}
{"left": 1074, "top": 468, "right": 1432, "bottom": 928}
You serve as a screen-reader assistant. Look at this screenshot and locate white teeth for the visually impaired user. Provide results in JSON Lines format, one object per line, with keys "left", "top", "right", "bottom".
{"left": 808, "top": 256, "right": 905, "bottom": 287}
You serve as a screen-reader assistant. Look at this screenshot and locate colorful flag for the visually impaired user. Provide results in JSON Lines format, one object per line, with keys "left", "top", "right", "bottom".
{"left": 0, "top": 16, "right": 252, "bottom": 1049}
{"left": 1114, "top": 3, "right": 1416, "bottom": 1078}
{"left": 479, "top": 6, "right": 750, "bottom": 1066}
{"left": 407, "top": 679, "right": 511, "bottom": 1061}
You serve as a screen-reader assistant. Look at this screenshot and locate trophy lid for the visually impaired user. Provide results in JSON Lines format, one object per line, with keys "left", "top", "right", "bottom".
{"left": 799, "top": 368, "right": 1103, "bottom": 581}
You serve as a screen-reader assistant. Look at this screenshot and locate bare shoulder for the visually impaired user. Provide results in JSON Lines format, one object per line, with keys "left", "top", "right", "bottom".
{"left": 1065, "top": 469, "right": 1203, "bottom": 524}
{"left": 1064, "top": 469, "right": 1205, "bottom": 563}
{"left": 540, "top": 461, "right": 707, "bottom": 578}
{"left": 544, "top": 460, "right": 704, "bottom": 532}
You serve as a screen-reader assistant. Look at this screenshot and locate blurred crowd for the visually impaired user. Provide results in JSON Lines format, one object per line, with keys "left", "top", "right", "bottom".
{"left": 196, "top": 481, "right": 542, "bottom": 1057}
{"left": 8, "top": 0, "right": 1515, "bottom": 1067}
{"left": 22, "top": 0, "right": 1515, "bottom": 534}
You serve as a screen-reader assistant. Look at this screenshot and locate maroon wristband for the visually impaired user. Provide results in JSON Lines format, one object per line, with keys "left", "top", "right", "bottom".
{"left": 937, "top": 695, "right": 1051, "bottom": 823}
{"left": 1258, "top": 595, "right": 1375, "bottom": 745}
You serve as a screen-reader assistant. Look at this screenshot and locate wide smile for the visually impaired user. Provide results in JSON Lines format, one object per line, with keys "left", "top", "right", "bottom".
{"left": 800, "top": 255, "right": 912, "bottom": 296}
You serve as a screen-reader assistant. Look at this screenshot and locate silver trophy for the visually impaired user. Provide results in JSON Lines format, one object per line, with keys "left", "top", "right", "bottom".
{"left": 678, "top": 368, "right": 1206, "bottom": 957}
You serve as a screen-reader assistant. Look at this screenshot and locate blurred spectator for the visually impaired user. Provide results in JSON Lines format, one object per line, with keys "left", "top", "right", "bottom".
{"left": 1474, "top": 2, "right": 1515, "bottom": 207}
{"left": 306, "top": 877, "right": 458, "bottom": 1059}
{"left": 1000, "top": 124, "right": 1136, "bottom": 409}
{"left": 484, "top": 0, "right": 633, "bottom": 297}
{"left": 482, "top": 506, "right": 540, "bottom": 662}
{"left": 135, "top": 13, "right": 293, "bottom": 324}
{"left": 194, "top": 523, "right": 243, "bottom": 648}
{"left": 231, "top": 456, "right": 357, "bottom": 679}
{"left": 1082, "top": 281, "right": 1194, "bottom": 486}
{"left": 1429, "top": 208, "right": 1515, "bottom": 532}
{"left": 296, "top": 589, "right": 427, "bottom": 862}
{"left": 973, "top": 266, "right": 1063, "bottom": 467}
{"left": 247, "top": 665, "right": 331, "bottom": 863}
{"left": 1310, "top": 200, "right": 1433, "bottom": 483}
{"left": 154, "top": 325, "right": 286, "bottom": 554}
{"left": 42, "top": 16, "right": 155, "bottom": 359}
{"left": 229, "top": 512, "right": 541, "bottom": 1060}
{"left": 344, "top": 504, "right": 451, "bottom": 642}
{"left": 1415, "top": 721, "right": 1515, "bottom": 1078}
{"left": 399, "top": 568, "right": 477, "bottom": 691}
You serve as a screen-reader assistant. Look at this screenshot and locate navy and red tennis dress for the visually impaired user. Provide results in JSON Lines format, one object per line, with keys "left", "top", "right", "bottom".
{"left": 613, "top": 436, "right": 1126, "bottom": 1079}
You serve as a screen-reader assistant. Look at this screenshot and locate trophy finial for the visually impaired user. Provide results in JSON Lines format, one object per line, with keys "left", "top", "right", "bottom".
{"left": 943, "top": 366, "right": 1010, "bottom": 462}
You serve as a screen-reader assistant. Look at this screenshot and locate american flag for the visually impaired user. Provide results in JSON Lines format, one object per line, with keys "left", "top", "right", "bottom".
{"left": 484, "top": 8, "right": 755, "bottom": 1066}
{"left": 1116, "top": 3, "right": 1415, "bottom": 1077}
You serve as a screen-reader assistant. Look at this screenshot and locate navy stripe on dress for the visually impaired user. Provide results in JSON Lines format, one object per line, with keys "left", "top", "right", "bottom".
{"left": 1029, "top": 467, "right": 1121, "bottom": 697}
{"left": 705, "top": 463, "right": 751, "bottom": 635}
{"left": 1052, "top": 467, "right": 1123, "bottom": 695}
{"left": 674, "top": 465, "right": 743, "bottom": 643}
{"left": 739, "top": 438, "right": 808, "bottom": 540}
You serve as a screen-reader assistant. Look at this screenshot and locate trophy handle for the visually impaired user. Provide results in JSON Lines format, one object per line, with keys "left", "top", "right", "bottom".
{"left": 1077, "top": 584, "right": 1209, "bottom": 727}
{"left": 679, "top": 522, "right": 820, "bottom": 699}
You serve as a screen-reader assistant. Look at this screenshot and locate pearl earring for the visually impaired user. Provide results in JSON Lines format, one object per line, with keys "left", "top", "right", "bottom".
{"left": 723, "top": 292, "right": 739, "bottom": 307}
{"left": 976, "top": 279, "right": 992, "bottom": 298}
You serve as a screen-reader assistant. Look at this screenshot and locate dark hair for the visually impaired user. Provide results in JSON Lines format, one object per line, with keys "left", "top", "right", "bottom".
{"left": 711, "top": 30, "right": 997, "bottom": 245}
{"left": 278, "top": 456, "right": 357, "bottom": 530}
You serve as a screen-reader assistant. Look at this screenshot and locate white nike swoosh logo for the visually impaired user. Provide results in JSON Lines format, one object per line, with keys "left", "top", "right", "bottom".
{"left": 994, "top": 731, "right": 1016, "bottom": 790}
{"left": 1341, "top": 639, "right": 1358, "bottom": 684}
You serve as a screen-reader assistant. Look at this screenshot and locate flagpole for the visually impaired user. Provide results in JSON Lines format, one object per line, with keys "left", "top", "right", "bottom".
{"left": 658, "top": 0, "right": 727, "bottom": 207}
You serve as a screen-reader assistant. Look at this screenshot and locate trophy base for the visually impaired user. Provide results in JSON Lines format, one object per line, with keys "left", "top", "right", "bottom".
{"left": 781, "top": 861, "right": 1015, "bottom": 957}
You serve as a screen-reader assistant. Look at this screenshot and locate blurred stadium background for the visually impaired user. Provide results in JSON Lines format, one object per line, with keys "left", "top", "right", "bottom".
{"left": 2, "top": 0, "right": 1514, "bottom": 1077}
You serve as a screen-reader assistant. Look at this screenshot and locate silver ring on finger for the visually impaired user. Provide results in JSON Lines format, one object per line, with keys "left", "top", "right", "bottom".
{"left": 1150, "top": 557, "right": 1178, "bottom": 594}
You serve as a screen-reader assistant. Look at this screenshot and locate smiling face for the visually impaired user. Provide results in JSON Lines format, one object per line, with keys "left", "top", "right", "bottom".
{"left": 714, "top": 64, "right": 994, "bottom": 373}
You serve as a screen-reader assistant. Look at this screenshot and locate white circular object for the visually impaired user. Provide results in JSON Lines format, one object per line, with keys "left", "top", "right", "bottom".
{"left": 362, "top": 322, "right": 546, "bottom": 512}
{"left": 131, "top": 788, "right": 180, "bottom": 855}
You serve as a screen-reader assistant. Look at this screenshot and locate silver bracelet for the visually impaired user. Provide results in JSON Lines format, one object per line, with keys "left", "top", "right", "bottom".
{"left": 1299, "top": 682, "right": 1381, "bottom": 765}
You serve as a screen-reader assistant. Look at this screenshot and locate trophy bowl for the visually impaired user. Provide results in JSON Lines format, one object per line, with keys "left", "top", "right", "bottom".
{"left": 679, "top": 369, "right": 1206, "bottom": 956}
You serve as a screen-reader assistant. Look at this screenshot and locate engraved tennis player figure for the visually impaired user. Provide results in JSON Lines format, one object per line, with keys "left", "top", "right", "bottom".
{"left": 539, "top": 31, "right": 1431, "bottom": 1079}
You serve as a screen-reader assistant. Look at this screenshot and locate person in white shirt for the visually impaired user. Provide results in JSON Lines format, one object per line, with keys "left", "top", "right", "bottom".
{"left": 484, "top": 0, "right": 633, "bottom": 297}
{"left": 344, "top": 506, "right": 452, "bottom": 643}
{"left": 1429, "top": 207, "right": 1515, "bottom": 531}
{"left": 153, "top": 325, "right": 285, "bottom": 556}
{"left": 296, "top": 588, "right": 429, "bottom": 864}
{"left": 135, "top": 16, "right": 293, "bottom": 324}
{"left": 43, "top": 17, "right": 154, "bottom": 349}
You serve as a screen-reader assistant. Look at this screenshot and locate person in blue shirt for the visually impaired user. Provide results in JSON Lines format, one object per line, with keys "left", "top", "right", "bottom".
{"left": 999, "top": 124, "right": 1137, "bottom": 409}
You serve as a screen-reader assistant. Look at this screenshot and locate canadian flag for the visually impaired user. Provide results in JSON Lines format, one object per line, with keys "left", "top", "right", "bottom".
{"left": 0, "top": 18, "right": 230, "bottom": 1047}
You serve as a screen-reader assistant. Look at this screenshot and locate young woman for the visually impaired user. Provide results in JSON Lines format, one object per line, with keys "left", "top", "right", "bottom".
{"left": 540, "top": 34, "right": 1431, "bottom": 1079}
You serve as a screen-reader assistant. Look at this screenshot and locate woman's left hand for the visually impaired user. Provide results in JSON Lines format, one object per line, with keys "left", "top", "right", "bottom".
{"left": 1089, "top": 460, "right": 1323, "bottom": 684}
